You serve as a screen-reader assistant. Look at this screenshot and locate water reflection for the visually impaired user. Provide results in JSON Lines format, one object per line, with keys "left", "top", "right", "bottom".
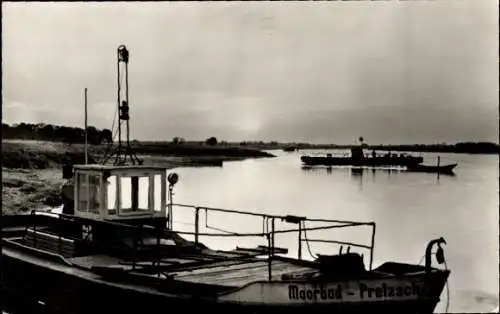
{"left": 301, "top": 165, "right": 457, "bottom": 180}
{"left": 350, "top": 167, "right": 364, "bottom": 176}
{"left": 301, "top": 165, "right": 407, "bottom": 176}
{"left": 300, "top": 165, "right": 460, "bottom": 191}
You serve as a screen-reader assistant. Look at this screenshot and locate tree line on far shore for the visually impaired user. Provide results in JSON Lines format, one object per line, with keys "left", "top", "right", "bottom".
{"left": 2, "top": 123, "right": 112, "bottom": 145}
{"left": 2, "top": 122, "right": 498, "bottom": 154}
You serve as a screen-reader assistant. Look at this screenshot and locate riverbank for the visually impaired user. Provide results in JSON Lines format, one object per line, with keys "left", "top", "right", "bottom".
{"left": 2, "top": 140, "right": 274, "bottom": 168}
{"left": 1, "top": 140, "right": 275, "bottom": 214}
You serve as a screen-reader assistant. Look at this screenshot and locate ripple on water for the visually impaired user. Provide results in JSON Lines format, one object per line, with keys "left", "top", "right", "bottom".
{"left": 446, "top": 290, "right": 500, "bottom": 313}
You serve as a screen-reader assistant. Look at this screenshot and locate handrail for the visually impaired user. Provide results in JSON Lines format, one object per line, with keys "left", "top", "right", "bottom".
{"left": 168, "top": 203, "right": 377, "bottom": 271}
{"left": 303, "top": 239, "right": 372, "bottom": 250}
{"left": 171, "top": 203, "right": 375, "bottom": 225}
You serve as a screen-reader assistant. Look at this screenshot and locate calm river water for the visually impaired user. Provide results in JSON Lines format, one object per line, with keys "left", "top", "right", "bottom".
{"left": 166, "top": 149, "right": 498, "bottom": 313}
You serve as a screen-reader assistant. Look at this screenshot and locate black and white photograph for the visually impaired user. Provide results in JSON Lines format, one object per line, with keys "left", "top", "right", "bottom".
{"left": 1, "top": 1, "right": 498, "bottom": 313}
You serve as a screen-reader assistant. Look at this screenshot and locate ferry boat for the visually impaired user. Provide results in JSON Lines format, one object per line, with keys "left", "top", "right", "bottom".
{"left": 2, "top": 163, "right": 450, "bottom": 314}
{"left": 301, "top": 147, "right": 424, "bottom": 167}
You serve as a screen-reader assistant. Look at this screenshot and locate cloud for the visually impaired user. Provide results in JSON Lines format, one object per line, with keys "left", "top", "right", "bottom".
{"left": 2, "top": 2, "right": 498, "bottom": 143}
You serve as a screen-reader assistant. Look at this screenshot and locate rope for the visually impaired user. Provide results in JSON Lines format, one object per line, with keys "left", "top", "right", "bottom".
{"left": 302, "top": 221, "right": 317, "bottom": 260}
{"left": 417, "top": 253, "right": 427, "bottom": 265}
{"left": 444, "top": 258, "right": 450, "bottom": 313}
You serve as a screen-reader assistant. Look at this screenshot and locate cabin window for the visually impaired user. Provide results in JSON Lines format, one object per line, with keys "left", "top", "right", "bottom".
{"left": 76, "top": 172, "right": 101, "bottom": 214}
{"left": 87, "top": 173, "right": 102, "bottom": 214}
{"left": 106, "top": 176, "right": 117, "bottom": 213}
{"left": 120, "top": 177, "right": 132, "bottom": 210}
{"left": 154, "top": 174, "right": 162, "bottom": 212}
{"left": 116, "top": 175, "right": 152, "bottom": 215}
{"left": 138, "top": 177, "right": 150, "bottom": 209}
{"left": 76, "top": 173, "right": 88, "bottom": 212}
{"left": 102, "top": 172, "right": 166, "bottom": 217}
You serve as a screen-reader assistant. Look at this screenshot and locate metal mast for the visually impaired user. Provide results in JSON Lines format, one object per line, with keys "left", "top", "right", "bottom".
{"left": 84, "top": 87, "right": 88, "bottom": 164}
{"left": 103, "top": 45, "right": 142, "bottom": 165}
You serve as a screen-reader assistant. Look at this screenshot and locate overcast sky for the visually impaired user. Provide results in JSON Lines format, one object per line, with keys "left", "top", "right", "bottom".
{"left": 2, "top": 1, "right": 498, "bottom": 144}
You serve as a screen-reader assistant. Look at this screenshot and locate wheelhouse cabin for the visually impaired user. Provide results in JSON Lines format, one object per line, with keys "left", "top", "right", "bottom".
{"left": 71, "top": 164, "right": 169, "bottom": 226}
{"left": 11, "top": 164, "right": 178, "bottom": 260}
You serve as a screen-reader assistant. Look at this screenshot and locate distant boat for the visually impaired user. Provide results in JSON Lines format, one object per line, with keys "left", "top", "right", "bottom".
{"left": 406, "top": 163, "right": 457, "bottom": 175}
{"left": 301, "top": 147, "right": 423, "bottom": 167}
{"left": 283, "top": 147, "right": 296, "bottom": 152}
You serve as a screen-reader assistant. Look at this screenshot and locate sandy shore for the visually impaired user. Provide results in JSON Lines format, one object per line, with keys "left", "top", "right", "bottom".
{"left": 2, "top": 168, "right": 65, "bottom": 215}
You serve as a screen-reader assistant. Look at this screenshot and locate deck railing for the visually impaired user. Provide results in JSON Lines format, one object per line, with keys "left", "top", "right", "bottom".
{"left": 27, "top": 205, "right": 376, "bottom": 280}
{"left": 168, "top": 203, "right": 376, "bottom": 271}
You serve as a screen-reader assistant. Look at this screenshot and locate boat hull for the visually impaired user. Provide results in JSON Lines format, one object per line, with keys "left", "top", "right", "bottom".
{"left": 2, "top": 245, "right": 448, "bottom": 314}
{"left": 406, "top": 163, "right": 457, "bottom": 174}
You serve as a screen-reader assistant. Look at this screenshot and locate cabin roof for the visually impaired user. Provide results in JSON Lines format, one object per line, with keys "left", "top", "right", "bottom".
{"left": 73, "top": 164, "right": 169, "bottom": 172}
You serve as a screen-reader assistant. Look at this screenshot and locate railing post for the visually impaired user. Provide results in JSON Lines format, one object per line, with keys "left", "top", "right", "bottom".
{"left": 32, "top": 210, "right": 37, "bottom": 248}
{"left": 267, "top": 233, "right": 272, "bottom": 281}
{"left": 298, "top": 221, "right": 302, "bottom": 260}
{"left": 155, "top": 223, "right": 162, "bottom": 276}
{"left": 58, "top": 221, "right": 63, "bottom": 253}
{"left": 168, "top": 186, "right": 174, "bottom": 229}
{"left": 271, "top": 218, "right": 275, "bottom": 256}
{"left": 132, "top": 227, "right": 139, "bottom": 270}
{"left": 369, "top": 223, "right": 376, "bottom": 270}
{"left": 194, "top": 207, "right": 200, "bottom": 244}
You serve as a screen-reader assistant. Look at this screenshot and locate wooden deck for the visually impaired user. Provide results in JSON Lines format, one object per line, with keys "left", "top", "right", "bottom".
{"left": 171, "top": 259, "right": 317, "bottom": 287}
{"left": 66, "top": 251, "right": 318, "bottom": 289}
